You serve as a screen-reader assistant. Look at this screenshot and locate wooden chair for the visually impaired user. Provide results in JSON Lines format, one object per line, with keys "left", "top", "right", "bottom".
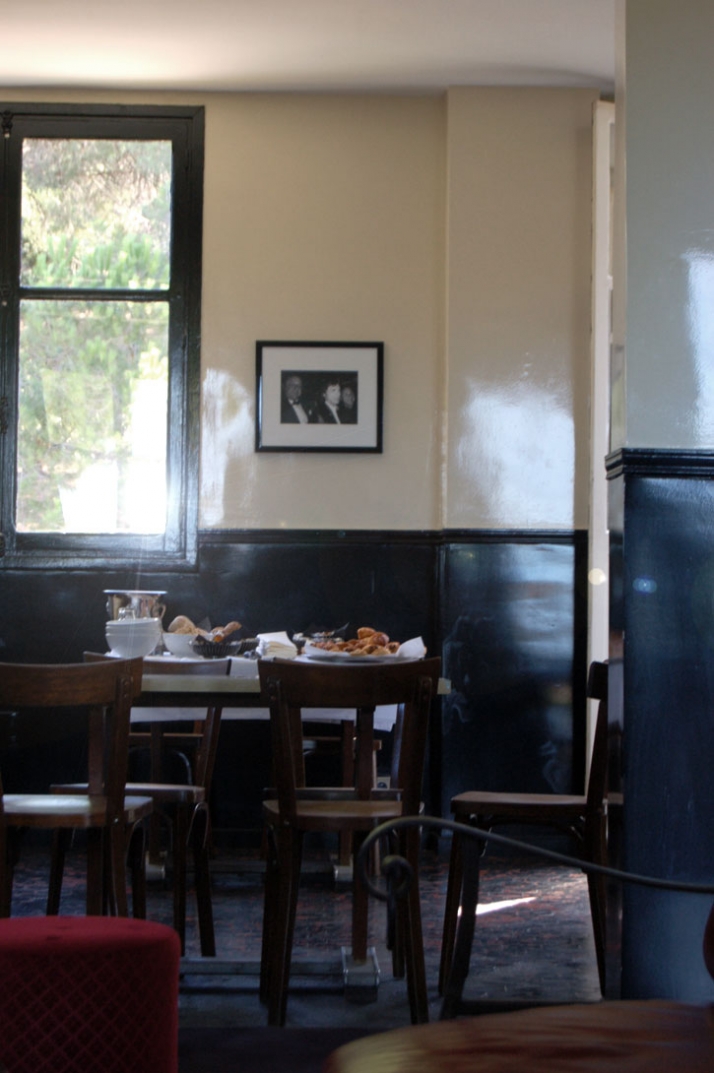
{"left": 55, "top": 654, "right": 229, "bottom": 955}
{"left": 438, "top": 660, "right": 609, "bottom": 1013}
{"left": 0, "top": 658, "right": 152, "bottom": 918}
{"left": 258, "top": 656, "right": 441, "bottom": 1027}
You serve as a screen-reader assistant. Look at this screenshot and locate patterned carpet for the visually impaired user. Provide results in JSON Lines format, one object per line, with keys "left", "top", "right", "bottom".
{"left": 9, "top": 830, "right": 601, "bottom": 1032}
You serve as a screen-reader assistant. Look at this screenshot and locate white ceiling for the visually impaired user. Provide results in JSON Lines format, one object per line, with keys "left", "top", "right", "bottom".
{"left": 1, "top": 0, "right": 615, "bottom": 94}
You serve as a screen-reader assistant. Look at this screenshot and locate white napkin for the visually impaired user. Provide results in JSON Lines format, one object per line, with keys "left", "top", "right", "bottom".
{"left": 396, "top": 636, "right": 427, "bottom": 659}
{"left": 229, "top": 656, "right": 261, "bottom": 678}
{"left": 256, "top": 631, "right": 298, "bottom": 660}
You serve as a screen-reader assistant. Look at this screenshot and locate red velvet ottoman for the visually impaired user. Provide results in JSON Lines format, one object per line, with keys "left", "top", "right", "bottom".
{"left": 0, "top": 916, "right": 181, "bottom": 1073}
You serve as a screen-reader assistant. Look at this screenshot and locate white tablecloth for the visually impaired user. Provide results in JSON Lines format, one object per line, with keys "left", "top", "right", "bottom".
{"left": 133, "top": 655, "right": 398, "bottom": 730}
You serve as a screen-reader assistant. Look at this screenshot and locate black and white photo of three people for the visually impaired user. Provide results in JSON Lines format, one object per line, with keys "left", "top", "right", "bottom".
{"left": 280, "top": 371, "right": 358, "bottom": 425}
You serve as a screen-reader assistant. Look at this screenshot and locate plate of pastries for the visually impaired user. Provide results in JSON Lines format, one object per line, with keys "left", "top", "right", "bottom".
{"left": 303, "top": 627, "right": 403, "bottom": 661}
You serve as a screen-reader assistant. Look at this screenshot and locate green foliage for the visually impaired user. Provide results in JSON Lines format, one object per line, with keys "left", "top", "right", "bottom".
{"left": 21, "top": 138, "right": 171, "bottom": 289}
{"left": 16, "top": 138, "right": 172, "bottom": 533}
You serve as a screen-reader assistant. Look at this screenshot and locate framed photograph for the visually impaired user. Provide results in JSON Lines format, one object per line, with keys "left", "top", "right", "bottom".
{"left": 255, "top": 340, "right": 384, "bottom": 453}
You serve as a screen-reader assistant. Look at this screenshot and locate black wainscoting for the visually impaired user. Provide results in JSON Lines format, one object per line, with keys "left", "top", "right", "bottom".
{"left": 439, "top": 533, "right": 588, "bottom": 814}
{"left": 607, "top": 449, "right": 714, "bottom": 1003}
{"left": 0, "top": 528, "right": 587, "bottom": 844}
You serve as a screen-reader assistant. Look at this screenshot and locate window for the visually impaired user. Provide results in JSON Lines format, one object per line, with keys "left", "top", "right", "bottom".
{"left": 0, "top": 104, "right": 204, "bottom": 567}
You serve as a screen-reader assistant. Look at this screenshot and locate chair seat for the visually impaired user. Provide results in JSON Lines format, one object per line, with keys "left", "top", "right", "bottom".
{"left": 263, "top": 796, "right": 403, "bottom": 831}
{"left": 126, "top": 782, "right": 206, "bottom": 805}
{"left": 55, "top": 781, "right": 206, "bottom": 806}
{"left": 451, "top": 790, "right": 590, "bottom": 819}
{"left": 323, "top": 1000, "right": 714, "bottom": 1073}
{"left": 4, "top": 793, "right": 153, "bottom": 828}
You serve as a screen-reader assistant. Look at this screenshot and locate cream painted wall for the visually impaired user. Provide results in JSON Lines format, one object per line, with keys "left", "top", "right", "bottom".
{"left": 445, "top": 88, "right": 598, "bottom": 530}
{"left": 2, "top": 86, "right": 597, "bottom": 531}
{"left": 199, "top": 93, "right": 445, "bottom": 529}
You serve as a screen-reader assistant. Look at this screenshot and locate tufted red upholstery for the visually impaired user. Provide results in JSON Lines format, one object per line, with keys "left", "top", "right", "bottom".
{"left": 0, "top": 916, "right": 180, "bottom": 1073}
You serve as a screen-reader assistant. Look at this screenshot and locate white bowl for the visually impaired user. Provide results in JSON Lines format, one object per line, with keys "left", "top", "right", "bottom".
{"left": 106, "top": 617, "right": 164, "bottom": 628}
{"left": 162, "top": 631, "right": 199, "bottom": 658}
{"left": 105, "top": 620, "right": 161, "bottom": 658}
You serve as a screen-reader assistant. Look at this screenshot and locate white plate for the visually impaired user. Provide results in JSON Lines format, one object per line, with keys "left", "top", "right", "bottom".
{"left": 303, "top": 642, "right": 400, "bottom": 663}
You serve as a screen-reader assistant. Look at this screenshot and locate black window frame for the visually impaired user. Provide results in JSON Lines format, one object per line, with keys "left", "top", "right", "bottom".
{"left": 0, "top": 102, "right": 203, "bottom": 569}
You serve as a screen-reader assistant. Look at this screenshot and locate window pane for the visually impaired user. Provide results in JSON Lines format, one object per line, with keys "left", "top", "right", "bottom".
{"left": 21, "top": 140, "right": 172, "bottom": 290}
{"left": 17, "top": 299, "right": 169, "bottom": 534}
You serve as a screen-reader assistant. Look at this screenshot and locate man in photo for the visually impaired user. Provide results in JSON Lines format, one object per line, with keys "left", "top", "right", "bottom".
{"left": 281, "top": 372, "right": 311, "bottom": 424}
{"left": 315, "top": 378, "right": 342, "bottom": 423}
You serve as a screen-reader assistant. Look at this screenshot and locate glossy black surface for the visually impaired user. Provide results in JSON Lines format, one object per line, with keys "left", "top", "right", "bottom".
{"left": 439, "top": 536, "right": 587, "bottom": 813}
{"left": 608, "top": 449, "right": 714, "bottom": 1003}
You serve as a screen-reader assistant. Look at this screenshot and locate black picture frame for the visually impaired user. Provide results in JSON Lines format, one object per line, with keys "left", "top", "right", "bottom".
{"left": 255, "top": 340, "right": 384, "bottom": 453}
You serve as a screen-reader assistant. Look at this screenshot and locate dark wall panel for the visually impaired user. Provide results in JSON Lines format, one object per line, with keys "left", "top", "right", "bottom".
{"left": 439, "top": 537, "right": 587, "bottom": 815}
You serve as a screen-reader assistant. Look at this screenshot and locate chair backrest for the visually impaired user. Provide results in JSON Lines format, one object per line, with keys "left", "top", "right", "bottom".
{"left": 0, "top": 659, "right": 139, "bottom": 818}
{"left": 189, "top": 701, "right": 225, "bottom": 793}
{"left": 99, "top": 652, "right": 231, "bottom": 792}
{"left": 585, "top": 660, "right": 609, "bottom": 811}
{"left": 82, "top": 649, "right": 145, "bottom": 683}
{"left": 258, "top": 657, "right": 441, "bottom": 821}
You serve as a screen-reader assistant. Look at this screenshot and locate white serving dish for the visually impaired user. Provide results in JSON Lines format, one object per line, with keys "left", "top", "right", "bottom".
{"left": 162, "top": 632, "right": 199, "bottom": 658}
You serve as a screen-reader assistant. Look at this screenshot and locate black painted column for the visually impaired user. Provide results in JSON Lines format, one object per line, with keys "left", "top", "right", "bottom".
{"left": 608, "top": 449, "right": 714, "bottom": 1001}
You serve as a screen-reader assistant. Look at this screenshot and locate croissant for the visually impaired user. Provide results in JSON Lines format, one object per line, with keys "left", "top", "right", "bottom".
{"left": 168, "top": 615, "right": 198, "bottom": 635}
{"left": 211, "top": 621, "right": 242, "bottom": 642}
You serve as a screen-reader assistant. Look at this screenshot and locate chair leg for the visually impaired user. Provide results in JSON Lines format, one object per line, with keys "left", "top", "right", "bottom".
{"left": 351, "top": 830, "right": 369, "bottom": 962}
{"left": 266, "top": 826, "right": 303, "bottom": 1026}
{"left": 388, "top": 831, "right": 406, "bottom": 980}
{"left": 390, "top": 913, "right": 406, "bottom": 979}
{"left": 259, "top": 824, "right": 280, "bottom": 1005}
{"left": 438, "top": 825, "right": 464, "bottom": 995}
{"left": 86, "top": 828, "right": 105, "bottom": 915}
{"left": 440, "top": 828, "right": 483, "bottom": 1020}
{"left": 190, "top": 804, "right": 216, "bottom": 957}
{"left": 127, "top": 823, "right": 147, "bottom": 920}
{"left": 0, "top": 868, "right": 10, "bottom": 917}
{"left": 0, "top": 828, "right": 18, "bottom": 917}
{"left": 107, "top": 824, "right": 130, "bottom": 917}
{"left": 338, "top": 724, "right": 355, "bottom": 866}
{"left": 172, "top": 804, "right": 188, "bottom": 954}
{"left": 585, "top": 815, "right": 608, "bottom": 995}
{"left": 46, "top": 829, "right": 71, "bottom": 915}
{"left": 401, "top": 826, "right": 429, "bottom": 1024}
